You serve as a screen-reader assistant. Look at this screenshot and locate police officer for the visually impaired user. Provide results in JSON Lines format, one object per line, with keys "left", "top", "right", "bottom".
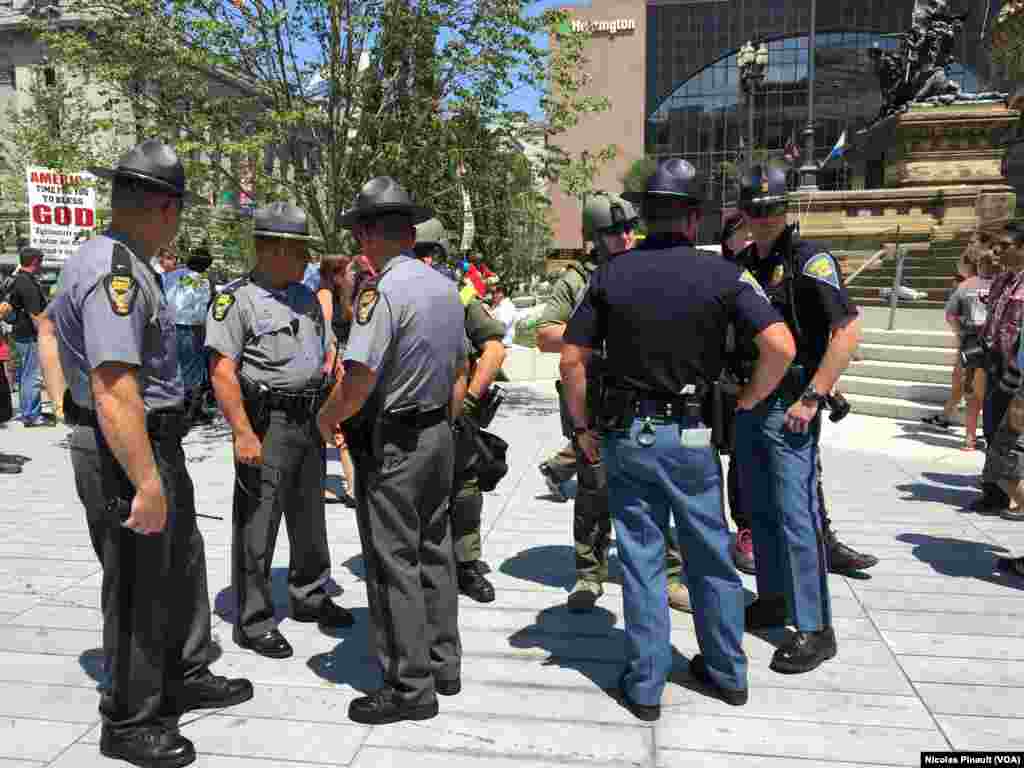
{"left": 561, "top": 159, "right": 795, "bottom": 720}
{"left": 414, "top": 218, "right": 505, "bottom": 603}
{"left": 535, "top": 193, "right": 689, "bottom": 613}
{"left": 318, "top": 177, "right": 466, "bottom": 725}
{"left": 206, "top": 202, "right": 353, "bottom": 660}
{"left": 47, "top": 139, "right": 252, "bottom": 768}
{"left": 733, "top": 162, "right": 862, "bottom": 673}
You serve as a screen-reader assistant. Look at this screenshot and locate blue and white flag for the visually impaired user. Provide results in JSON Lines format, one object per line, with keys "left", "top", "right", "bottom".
{"left": 820, "top": 130, "right": 848, "bottom": 169}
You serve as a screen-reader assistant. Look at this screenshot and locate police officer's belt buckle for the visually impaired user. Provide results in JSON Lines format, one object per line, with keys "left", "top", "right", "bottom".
{"left": 636, "top": 418, "right": 657, "bottom": 447}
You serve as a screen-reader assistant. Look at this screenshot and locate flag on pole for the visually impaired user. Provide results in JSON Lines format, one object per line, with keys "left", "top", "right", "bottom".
{"left": 820, "top": 130, "right": 848, "bottom": 169}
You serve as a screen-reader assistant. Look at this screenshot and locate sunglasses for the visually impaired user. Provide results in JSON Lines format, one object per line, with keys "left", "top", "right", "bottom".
{"left": 740, "top": 202, "right": 788, "bottom": 218}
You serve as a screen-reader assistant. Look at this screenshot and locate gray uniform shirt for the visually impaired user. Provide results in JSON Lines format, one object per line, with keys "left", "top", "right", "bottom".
{"left": 47, "top": 231, "right": 183, "bottom": 411}
{"left": 344, "top": 253, "right": 466, "bottom": 412}
{"left": 205, "top": 271, "right": 334, "bottom": 391}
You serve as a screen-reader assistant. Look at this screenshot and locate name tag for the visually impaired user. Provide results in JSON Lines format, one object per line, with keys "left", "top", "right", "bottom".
{"left": 680, "top": 427, "right": 712, "bottom": 449}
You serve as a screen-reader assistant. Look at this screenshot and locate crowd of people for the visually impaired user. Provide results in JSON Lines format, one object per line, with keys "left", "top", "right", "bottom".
{"left": 7, "top": 134, "right": 1023, "bottom": 767}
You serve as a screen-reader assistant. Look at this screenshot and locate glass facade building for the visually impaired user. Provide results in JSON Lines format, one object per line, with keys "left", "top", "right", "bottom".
{"left": 643, "top": 0, "right": 1005, "bottom": 237}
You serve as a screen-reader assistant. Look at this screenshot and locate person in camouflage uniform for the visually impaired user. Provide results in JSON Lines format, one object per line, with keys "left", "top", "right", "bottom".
{"left": 415, "top": 219, "right": 506, "bottom": 603}
{"left": 536, "top": 193, "right": 689, "bottom": 613}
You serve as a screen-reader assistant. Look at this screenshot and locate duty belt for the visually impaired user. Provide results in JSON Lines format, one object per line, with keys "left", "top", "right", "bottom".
{"left": 632, "top": 393, "right": 703, "bottom": 423}
{"left": 76, "top": 407, "right": 186, "bottom": 437}
{"left": 265, "top": 389, "right": 320, "bottom": 414}
{"left": 384, "top": 405, "right": 449, "bottom": 430}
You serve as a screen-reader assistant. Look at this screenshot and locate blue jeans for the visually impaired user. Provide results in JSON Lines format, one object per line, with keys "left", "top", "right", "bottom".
{"left": 15, "top": 339, "right": 41, "bottom": 423}
{"left": 175, "top": 325, "right": 207, "bottom": 392}
{"left": 735, "top": 396, "right": 831, "bottom": 632}
{"left": 603, "top": 416, "right": 747, "bottom": 705}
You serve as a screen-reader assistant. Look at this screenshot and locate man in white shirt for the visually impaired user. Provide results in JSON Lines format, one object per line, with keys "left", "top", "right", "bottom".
{"left": 491, "top": 284, "right": 518, "bottom": 347}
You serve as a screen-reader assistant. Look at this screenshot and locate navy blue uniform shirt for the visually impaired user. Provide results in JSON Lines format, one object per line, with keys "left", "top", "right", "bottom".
{"left": 739, "top": 234, "right": 857, "bottom": 374}
{"left": 564, "top": 235, "right": 782, "bottom": 395}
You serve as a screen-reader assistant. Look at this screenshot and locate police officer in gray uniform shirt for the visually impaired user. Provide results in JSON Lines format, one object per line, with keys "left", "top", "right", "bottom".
{"left": 318, "top": 177, "right": 468, "bottom": 726}
{"left": 206, "top": 202, "right": 353, "bottom": 661}
{"left": 47, "top": 139, "right": 252, "bottom": 768}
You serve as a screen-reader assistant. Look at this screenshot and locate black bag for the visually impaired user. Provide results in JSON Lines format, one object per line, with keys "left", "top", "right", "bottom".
{"left": 471, "top": 428, "right": 509, "bottom": 492}
{"left": 960, "top": 332, "right": 985, "bottom": 369}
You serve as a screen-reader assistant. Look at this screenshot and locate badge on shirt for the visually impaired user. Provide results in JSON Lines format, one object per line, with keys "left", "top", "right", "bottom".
{"left": 803, "top": 252, "right": 840, "bottom": 290}
{"left": 356, "top": 287, "right": 379, "bottom": 325}
{"left": 212, "top": 293, "right": 235, "bottom": 321}
{"left": 770, "top": 264, "right": 785, "bottom": 286}
{"left": 738, "top": 269, "right": 769, "bottom": 302}
{"left": 103, "top": 274, "right": 137, "bottom": 317}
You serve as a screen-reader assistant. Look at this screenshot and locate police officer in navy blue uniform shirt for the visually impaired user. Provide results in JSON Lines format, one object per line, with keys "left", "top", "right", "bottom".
{"left": 561, "top": 159, "right": 795, "bottom": 720}
{"left": 733, "top": 162, "right": 862, "bottom": 674}
{"left": 48, "top": 139, "right": 252, "bottom": 768}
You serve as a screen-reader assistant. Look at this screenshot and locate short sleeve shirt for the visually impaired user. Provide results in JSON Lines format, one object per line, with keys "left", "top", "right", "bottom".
{"left": 945, "top": 277, "right": 991, "bottom": 334}
{"left": 205, "top": 272, "right": 334, "bottom": 392}
{"left": 564, "top": 235, "right": 781, "bottom": 394}
{"left": 46, "top": 232, "right": 184, "bottom": 410}
{"left": 536, "top": 261, "right": 595, "bottom": 328}
{"left": 465, "top": 298, "right": 505, "bottom": 359}
{"left": 344, "top": 253, "right": 466, "bottom": 412}
{"left": 9, "top": 271, "right": 47, "bottom": 341}
{"left": 744, "top": 237, "right": 858, "bottom": 373}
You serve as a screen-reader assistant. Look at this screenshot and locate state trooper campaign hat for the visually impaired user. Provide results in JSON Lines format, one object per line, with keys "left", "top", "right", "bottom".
{"left": 339, "top": 176, "right": 432, "bottom": 228}
{"left": 414, "top": 217, "right": 451, "bottom": 259}
{"left": 623, "top": 158, "right": 705, "bottom": 207}
{"left": 252, "top": 201, "right": 316, "bottom": 241}
{"left": 90, "top": 139, "right": 197, "bottom": 204}
{"left": 581, "top": 193, "right": 638, "bottom": 241}
{"left": 737, "top": 162, "right": 790, "bottom": 213}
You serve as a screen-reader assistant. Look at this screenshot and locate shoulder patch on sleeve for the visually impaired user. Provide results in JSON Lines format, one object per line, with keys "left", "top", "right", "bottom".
{"left": 212, "top": 292, "right": 236, "bottom": 321}
{"left": 103, "top": 243, "right": 138, "bottom": 316}
{"left": 802, "top": 252, "right": 840, "bottom": 290}
{"left": 739, "top": 269, "right": 769, "bottom": 302}
{"left": 356, "top": 286, "right": 380, "bottom": 325}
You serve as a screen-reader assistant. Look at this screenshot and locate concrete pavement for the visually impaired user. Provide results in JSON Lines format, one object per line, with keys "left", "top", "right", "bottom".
{"left": 0, "top": 381, "right": 1021, "bottom": 767}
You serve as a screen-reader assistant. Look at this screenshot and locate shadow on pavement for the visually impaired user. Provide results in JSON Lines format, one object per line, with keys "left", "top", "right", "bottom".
{"left": 499, "top": 544, "right": 623, "bottom": 590}
{"left": 921, "top": 472, "right": 982, "bottom": 488}
{"left": 306, "top": 607, "right": 380, "bottom": 693}
{"left": 214, "top": 567, "right": 344, "bottom": 625}
{"left": 497, "top": 388, "right": 559, "bottom": 420}
{"left": 895, "top": 533, "right": 1023, "bottom": 591}
{"left": 894, "top": 424, "right": 969, "bottom": 451}
{"left": 895, "top": 481, "right": 980, "bottom": 507}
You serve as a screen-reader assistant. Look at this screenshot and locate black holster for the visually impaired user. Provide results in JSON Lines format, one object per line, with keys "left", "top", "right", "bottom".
{"left": 593, "top": 384, "right": 638, "bottom": 433}
{"left": 706, "top": 380, "right": 732, "bottom": 453}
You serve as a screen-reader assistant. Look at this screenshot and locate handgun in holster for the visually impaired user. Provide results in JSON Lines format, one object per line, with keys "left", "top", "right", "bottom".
{"left": 239, "top": 375, "right": 271, "bottom": 433}
{"left": 705, "top": 379, "right": 731, "bottom": 453}
{"left": 473, "top": 385, "right": 506, "bottom": 430}
{"left": 593, "top": 383, "right": 638, "bottom": 433}
{"left": 107, "top": 496, "right": 132, "bottom": 524}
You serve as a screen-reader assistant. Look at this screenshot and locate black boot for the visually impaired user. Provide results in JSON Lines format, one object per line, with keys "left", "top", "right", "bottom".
{"left": 100, "top": 726, "right": 196, "bottom": 768}
{"left": 745, "top": 593, "right": 790, "bottom": 630}
{"left": 348, "top": 687, "right": 439, "bottom": 725}
{"left": 970, "top": 482, "right": 1011, "bottom": 515}
{"left": 770, "top": 627, "right": 837, "bottom": 674}
{"left": 457, "top": 561, "right": 495, "bottom": 603}
{"left": 167, "top": 673, "right": 254, "bottom": 714}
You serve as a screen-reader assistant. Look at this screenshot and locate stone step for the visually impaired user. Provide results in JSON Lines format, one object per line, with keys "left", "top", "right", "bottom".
{"left": 839, "top": 374, "right": 950, "bottom": 405}
{"left": 852, "top": 275, "right": 955, "bottom": 289}
{"left": 858, "top": 342, "right": 957, "bottom": 365}
{"left": 861, "top": 328, "right": 957, "bottom": 348}
{"left": 847, "top": 359, "right": 954, "bottom": 384}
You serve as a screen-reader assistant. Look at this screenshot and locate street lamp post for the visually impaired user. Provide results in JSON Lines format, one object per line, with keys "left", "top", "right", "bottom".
{"left": 799, "top": 0, "right": 819, "bottom": 190}
{"left": 737, "top": 41, "right": 769, "bottom": 166}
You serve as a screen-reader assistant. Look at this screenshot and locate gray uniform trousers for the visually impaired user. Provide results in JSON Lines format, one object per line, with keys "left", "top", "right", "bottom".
{"left": 93, "top": 418, "right": 214, "bottom": 732}
{"left": 232, "top": 409, "right": 332, "bottom": 638}
{"left": 352, "top": 419, "right": 460, "bottom": 705}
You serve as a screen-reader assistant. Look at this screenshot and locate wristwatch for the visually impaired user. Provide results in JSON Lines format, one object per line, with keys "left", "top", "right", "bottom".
{"left": 800, "top": 385, "right": 826, "bottom": 405}
{"left": 572, "top": 426, "right": 590, "bottom": 439}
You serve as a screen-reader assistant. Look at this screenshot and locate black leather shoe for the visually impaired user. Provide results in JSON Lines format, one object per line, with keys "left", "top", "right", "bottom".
{"left": 457, "top": 562, "right": 495, "bottom": 603}
{"left": 617, "top": 671, "right": 660, "bottom": 721}
{"left": 172, "top": 673, "right": 254, "bottom": 713}
{"left": 970, "top": 484, "right": 1010, "bottom": 515}
{"left": 435, "top": 677, "right": 461, "bottom": 696}
{"left": 0, "top": 463, "right": 21, "bottom": 474}
{"left": 688, "top": 655, "right": 748, "bottom": 706}
{"left": 827, "top": 540, "right": 879, "bottom": 574}
{"left": 293, "top": 598, "right": 355, "bottom": 629}
{"left": 100, "top": 725, "right": 196, "bottom": 768}
{"left": 234, "top": 628, "right": 293, "bottom": 659}
{"left": 745, "top": 594, "right": 790, "bottom": 630}
{"left": 348, "top": 688, "right": 439, "bottom": 725}
{"left": 770, "top": 627, "right": 837, "bottom": 674}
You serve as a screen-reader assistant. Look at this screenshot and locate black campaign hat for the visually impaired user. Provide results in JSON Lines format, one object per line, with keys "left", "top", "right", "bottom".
{"left": 90, "top": 139, "right": 197, "bottom": 204}
{"left": 338, "top": 176, "right": 432, "bottom": 228}
{"left": 252, "top": 202, "right": 315, "bottom": 241}
{"left": 623, "top": 159, "right": 704, "bottom": 206}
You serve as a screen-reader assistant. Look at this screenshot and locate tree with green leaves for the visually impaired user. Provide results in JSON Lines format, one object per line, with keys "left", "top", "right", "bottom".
{"left": 32, "top": 0, "right": 612, "bottom": 275}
